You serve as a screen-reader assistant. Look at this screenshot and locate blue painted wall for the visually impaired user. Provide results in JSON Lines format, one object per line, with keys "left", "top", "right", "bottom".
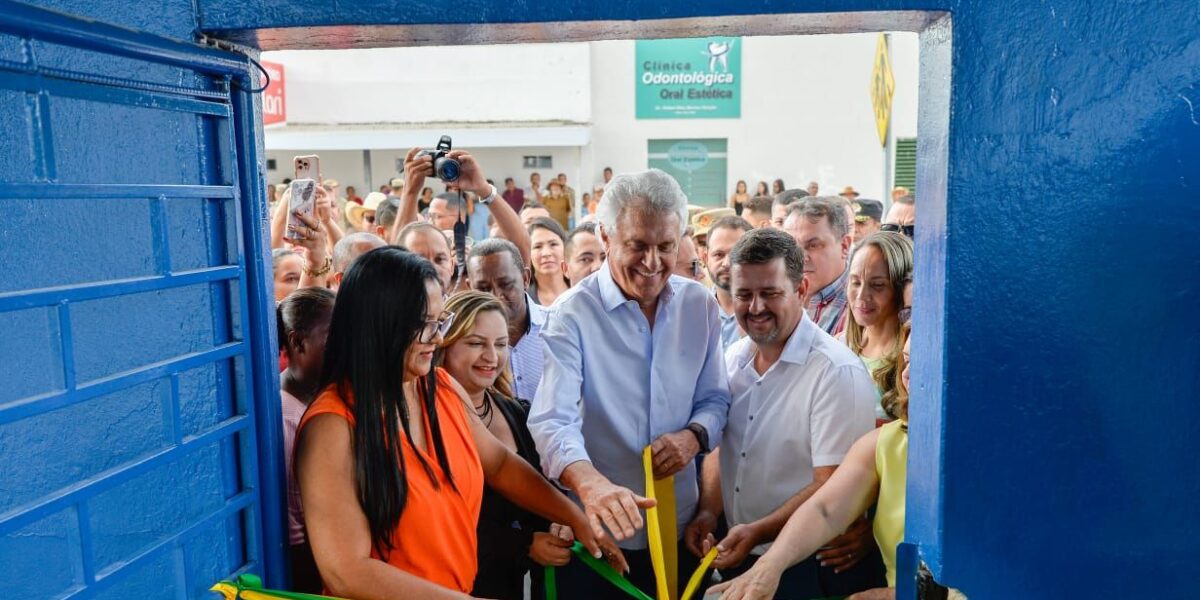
{"left": 3, "top": 0, "right": 1198, "bottom": 598}
{"left": 0, "top": 1, "right": 285, "bottom": 597}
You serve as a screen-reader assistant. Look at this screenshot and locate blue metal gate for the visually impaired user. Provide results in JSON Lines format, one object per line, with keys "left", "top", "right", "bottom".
{"left": 0, "top": 2, "right": 286, "bottom": 597}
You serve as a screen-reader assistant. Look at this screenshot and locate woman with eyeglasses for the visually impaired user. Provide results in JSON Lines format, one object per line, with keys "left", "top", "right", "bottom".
{"left": 295, "top": 247, "right": 618, "bottom": 599}
{"left": 843, "top": 232, "right": 913, "bottom": 424}
{"left": 434, "top": 291, "right": 571, "bottom": 600}
{"left": 526, "top": 216, "right": 571, "bottom": 306}
{"left": 710, "top": 324, "right": 912, "bottom": 600}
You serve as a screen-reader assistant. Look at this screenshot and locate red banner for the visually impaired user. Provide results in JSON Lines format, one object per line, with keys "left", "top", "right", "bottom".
{"left": 260, "top": 60, "right": 286, "bottom": 126}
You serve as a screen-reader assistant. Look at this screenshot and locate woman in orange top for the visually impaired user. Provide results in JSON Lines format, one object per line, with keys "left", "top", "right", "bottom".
{"left": 296, "top": 247, "right": 620, "bottom": 599}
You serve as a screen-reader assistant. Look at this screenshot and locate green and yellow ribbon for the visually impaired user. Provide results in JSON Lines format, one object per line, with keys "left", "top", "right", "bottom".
{"left": 215, "top": 444, "right": 725, "bottom": 600}
{"left": 545, "top": 445, "right": 719, "bottom": 600}
{"left": 210, "top": 574, "right": 346, "bottom": 600}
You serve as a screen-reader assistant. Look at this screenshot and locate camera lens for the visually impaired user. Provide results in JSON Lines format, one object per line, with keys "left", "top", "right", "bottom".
{"left": 436, "top": 157, "right": 461, "bottom": 182}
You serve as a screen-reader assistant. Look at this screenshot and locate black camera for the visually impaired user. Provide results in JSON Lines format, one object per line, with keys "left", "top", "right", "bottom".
{"left": 417, "top": 135, "right": 461, "bottom": 183}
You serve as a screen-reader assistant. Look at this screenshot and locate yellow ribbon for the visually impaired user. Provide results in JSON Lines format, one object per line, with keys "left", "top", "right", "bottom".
{"left": 642, "top": 446, "right": 675, "bottom": 599}
{"left": 642, "top": 445, "right": 718, "bottom": 600}
{"left": 680, "top": 547, "right": 719, "bottom": 600}
{"left": 209, "top": 575, "right": 347, "bottom": 600}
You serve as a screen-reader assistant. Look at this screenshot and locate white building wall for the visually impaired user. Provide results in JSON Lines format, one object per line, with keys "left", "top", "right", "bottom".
{"left": 263, "top": 33, "right": 918, "bottom": 202}
{"left": 264, "top": 44, "right": 591, "bottom": 124}
{"left": 365, "top": 146, "right": 583, "bottom": 193}
{"left": 265, "top": 149, "right": 364, "bottom": 189}
{"left": 265, "top": 147, "right": 583, "bottom": 196}
{"left": 585, "top": 33, "right": 919, "bottom": 201}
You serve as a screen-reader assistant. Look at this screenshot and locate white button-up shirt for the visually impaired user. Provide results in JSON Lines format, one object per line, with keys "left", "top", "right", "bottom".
{"left": 529, "top": 266, "right": 731, "bottom": 549}
{"left": 719, "top": 312, "right": 876, "bottom": 554}
{"left": 509, "top": 296, "right": 547, "bottom": 401}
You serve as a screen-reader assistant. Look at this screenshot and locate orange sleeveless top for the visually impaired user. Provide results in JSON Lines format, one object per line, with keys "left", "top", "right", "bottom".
{"left": 298, "top": 368, "right": 484, "bottom": 593}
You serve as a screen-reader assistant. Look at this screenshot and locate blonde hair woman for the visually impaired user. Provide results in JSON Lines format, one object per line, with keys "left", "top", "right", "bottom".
{"left": 844, "top": 231, "right": 913, "bottom": 423}
{"left": 435, "top": 291, "right": 585, "bottom": 599}
{"left": 709, "top": 323, "right": 912, "bottom": 600}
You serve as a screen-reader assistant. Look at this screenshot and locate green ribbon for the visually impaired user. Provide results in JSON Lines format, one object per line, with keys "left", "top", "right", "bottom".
{"left": 544, "top": 565, "right": 556, "bottom": 600}
{"left": 212, "top": 574, "right": 341, "bottom": 600}
{"left": 545, "top": 542, "right": 655, "bottom": 600}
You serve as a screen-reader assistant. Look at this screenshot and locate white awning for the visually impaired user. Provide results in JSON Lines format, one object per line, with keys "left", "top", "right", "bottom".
{"left": 263, "top": 121, "right": 591, "bottom": 150}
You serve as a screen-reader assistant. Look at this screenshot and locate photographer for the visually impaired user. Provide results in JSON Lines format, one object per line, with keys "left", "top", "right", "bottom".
{"left": 392, "top": 145, "right": 531, "bottom": 270}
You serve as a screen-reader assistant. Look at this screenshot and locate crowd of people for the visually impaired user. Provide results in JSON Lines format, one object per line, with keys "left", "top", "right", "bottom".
{"left": 268, "top": 146, "right": 918, "bottom": 600}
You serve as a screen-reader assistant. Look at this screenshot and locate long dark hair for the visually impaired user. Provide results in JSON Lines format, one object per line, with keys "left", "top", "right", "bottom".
{"left": 527, "top": 216, "right": 570, "bottom": 287}
{"left": 320, "top": 246, "right": 458, "bottom": 558}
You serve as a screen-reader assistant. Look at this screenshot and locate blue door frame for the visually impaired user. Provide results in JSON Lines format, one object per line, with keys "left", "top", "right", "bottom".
{"left": 0, "top": 1, "right": 287, "bottom": 595}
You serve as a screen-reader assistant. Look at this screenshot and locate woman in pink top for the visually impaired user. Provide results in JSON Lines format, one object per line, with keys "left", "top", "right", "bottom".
{"left": 277, "top": 286, "right": 336, "bottom": 593}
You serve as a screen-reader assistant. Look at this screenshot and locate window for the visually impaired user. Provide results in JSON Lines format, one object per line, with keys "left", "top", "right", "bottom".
{"left": 523, "top": 155, "right": 553, "bottom": 168}
{"left": 894, "top": 137, "right": 917, "bottom": 194}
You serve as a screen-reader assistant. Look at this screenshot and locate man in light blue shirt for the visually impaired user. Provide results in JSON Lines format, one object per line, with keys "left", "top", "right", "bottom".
{"left": 529, "top": 169, "right": 731, "bottom": 598}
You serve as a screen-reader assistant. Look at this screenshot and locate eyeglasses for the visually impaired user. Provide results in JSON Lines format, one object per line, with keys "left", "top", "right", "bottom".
{"left": 880, "top": 223, "right": 914, "bottom": 238}
{"left": 418, "top": 311, "right": 455, "bottom": 344}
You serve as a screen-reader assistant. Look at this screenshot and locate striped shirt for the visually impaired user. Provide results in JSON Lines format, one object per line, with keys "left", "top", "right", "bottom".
{"left": 509, "top": 296, "right": 547, "bottom": 401}
{"left": 808, "top": 268, "right": 849, "bottom": 337}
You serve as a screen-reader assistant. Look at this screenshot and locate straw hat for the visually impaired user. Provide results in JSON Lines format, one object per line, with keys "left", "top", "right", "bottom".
{"left": 691, "top": 207, "right": 736, "bottom": 238}
{"left": 346, "top": 192, "right": 387, "bottom": 229}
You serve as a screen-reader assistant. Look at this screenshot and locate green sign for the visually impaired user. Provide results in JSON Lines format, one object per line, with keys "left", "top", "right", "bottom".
{"left": 636, "top": 37, "right": 741, "bottom": 119}
{"left": 648, "top": 139, "right": 728, "bottom": 207}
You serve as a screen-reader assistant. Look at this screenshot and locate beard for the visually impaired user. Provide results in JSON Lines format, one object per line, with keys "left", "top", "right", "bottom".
{"left": 745, "top": 312, "right": 781, "bottom": 344}
{"left": 708, "top": 269, "right": 731, "bottom": 291}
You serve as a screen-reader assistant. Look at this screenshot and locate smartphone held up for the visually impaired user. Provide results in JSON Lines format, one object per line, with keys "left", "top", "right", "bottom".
{"left": 285, "top": 179, "right": 317, "bottom": 241}
{"left": 293, "top": 155, "right": 320, "bottom": 181}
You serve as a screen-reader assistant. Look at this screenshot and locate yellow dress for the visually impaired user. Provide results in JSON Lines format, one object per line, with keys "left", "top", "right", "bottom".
{"left": 873, "top": 419, "right": 907, "bottom": 587}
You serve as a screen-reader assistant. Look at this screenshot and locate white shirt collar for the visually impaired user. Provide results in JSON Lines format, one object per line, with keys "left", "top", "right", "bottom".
{"left": 733, "top": 312, "right": 817, "bottom": 371}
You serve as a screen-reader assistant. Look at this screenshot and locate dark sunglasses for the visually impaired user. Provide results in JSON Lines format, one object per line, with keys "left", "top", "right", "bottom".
{"left": 881, "top": 223, "right": 914, "bottom": 238}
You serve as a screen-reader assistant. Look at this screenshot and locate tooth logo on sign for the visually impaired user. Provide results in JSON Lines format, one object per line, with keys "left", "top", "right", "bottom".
{"left": 703, "top": 41, "right": 732, "bottom": 72}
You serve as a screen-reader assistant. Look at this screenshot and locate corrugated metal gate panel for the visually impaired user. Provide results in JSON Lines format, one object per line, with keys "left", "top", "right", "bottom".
{"left": 0, "top": 2, "right": 284, "bottom": 596}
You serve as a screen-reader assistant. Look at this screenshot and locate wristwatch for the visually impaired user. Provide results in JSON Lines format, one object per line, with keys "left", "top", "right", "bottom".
{"left": 686, "top": 423, "right": 710, "bottom": 452}
{"left": 477, "top": 184, "right": 497, "bottom": 205}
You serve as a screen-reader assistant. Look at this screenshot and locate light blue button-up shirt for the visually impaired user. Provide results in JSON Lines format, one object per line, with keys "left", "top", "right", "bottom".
{"left": 509, "top": 295, "right": 547, "bottom": 401}
{"left": 717, "top": 295, "right": 743, "bottom": 351}
{"left": 529, "top": 265, "right": 731, "bottom": 549}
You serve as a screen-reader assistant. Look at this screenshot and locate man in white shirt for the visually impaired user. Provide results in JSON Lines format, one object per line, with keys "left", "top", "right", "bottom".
{"left": 683, "top": 227, "right": 885, "bottom": 599}
{"left": 525, "top": 171, "right": 544, "bottom": 205}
